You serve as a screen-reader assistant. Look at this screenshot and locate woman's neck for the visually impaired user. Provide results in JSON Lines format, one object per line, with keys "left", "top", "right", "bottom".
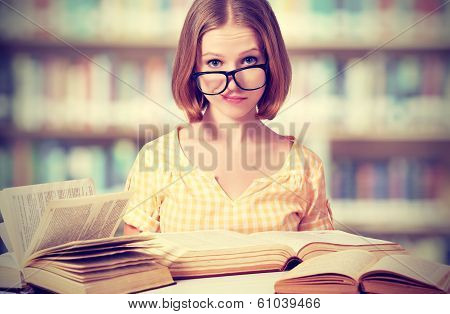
{"left": 197, "top": 106, "right": 266, "bottom": 144}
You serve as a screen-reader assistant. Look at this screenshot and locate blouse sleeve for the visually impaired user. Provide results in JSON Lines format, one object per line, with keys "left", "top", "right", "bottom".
{"left": 298, "top": 159, "right": 334, "bottom": 231}
{"left": 122, "top": 148, "right": 163, "bottom": 233}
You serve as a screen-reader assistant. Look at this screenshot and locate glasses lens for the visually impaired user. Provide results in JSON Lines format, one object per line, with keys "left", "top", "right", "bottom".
{"left": 195, "top": 66, "right": 267, "bottom": 95}
{"left": 197, "top": 73, "right": 227, "bottom": 95}
{"left": 235, "top": 67, "right": 266, "bottom": 90}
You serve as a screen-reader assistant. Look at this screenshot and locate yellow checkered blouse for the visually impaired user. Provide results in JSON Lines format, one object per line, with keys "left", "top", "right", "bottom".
{"left": 122, "top": 125, "right": 334, "bottom": 233}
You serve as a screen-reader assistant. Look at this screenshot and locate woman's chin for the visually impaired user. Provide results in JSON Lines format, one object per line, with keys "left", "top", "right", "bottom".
{"left": 215, "top": 105, "right": 256, "bottom": 121}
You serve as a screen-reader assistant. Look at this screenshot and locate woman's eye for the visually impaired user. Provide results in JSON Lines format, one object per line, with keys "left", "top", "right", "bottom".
{"left": 206, "top": 56, "right": 258, "bottom": 68}
{"left": 207, "top": 59, "right": 222, "bottom": 67}
{"left": 243, "top": 56, "right": 258, "bottom": 65}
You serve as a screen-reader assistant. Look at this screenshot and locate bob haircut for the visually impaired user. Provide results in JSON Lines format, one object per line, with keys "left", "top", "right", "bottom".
{"left": 171, "top": 0, "right": 292, "bottom": 122}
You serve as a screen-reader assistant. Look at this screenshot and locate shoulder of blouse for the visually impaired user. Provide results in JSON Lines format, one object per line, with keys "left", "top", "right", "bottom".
{"left": 300, "top": 144, "right": 323, "bottom": 167}
{"left": 287, "top": 141, "right": 324, "bottom": 178}
{"left": 281, "top": 134, "right": 320, "bottom": 162}
{"left": 135, "top": 129, "right": 180, "bottom": 173}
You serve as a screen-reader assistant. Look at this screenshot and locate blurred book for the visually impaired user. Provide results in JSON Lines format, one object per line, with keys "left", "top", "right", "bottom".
{"left": 332, "top": 157, "right": 444, "bottom": 200}
{"left": 4, "top": 139, "right": 138, "bottom": 193}
{"left": 8, "top": 53, "right": 177, "bottom": 132}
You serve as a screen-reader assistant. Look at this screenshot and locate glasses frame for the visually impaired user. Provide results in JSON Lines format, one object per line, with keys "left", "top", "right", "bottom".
{"left": 191, "top": 62, "right": 269, "bottom": 96}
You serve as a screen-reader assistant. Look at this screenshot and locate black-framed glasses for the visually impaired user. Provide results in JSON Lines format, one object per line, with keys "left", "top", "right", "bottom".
{"left": 191, "top": 62, "right": 269, "bottom": 96}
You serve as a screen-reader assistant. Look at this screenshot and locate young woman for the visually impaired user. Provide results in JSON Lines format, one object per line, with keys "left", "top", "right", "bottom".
{"left": 123, "top": 0, "right": 333, "bottom": 234}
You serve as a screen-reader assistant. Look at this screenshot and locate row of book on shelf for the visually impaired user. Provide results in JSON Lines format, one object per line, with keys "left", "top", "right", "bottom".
{"left": 331, "top": 157, "right": 445, "bottom": 199}
{"left": 0, "top": 178, "right": 449, "bottom": 294}
{"left": 1, "top": 51, "right": 449, "bottom": 132}
{"left": 0, "top": 139, "right": 137, "bottom": 192}
{"left": 286, "top": 52, "right": 450, "bottom": 134}
{"left": 0, "top": 0, "right": 448, "bottom": 43}
{"left": 0, "top": 52, "right": 180, "bottom": 131}
{"left": 272, "top": 0, "right": 450, "bottom": 43}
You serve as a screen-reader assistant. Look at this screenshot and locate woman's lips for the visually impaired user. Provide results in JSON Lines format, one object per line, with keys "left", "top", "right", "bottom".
{"left": 222, "top": 95, "right": 247, "bottom": 104}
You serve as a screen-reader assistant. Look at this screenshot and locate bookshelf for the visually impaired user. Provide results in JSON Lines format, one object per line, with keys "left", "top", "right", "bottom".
{"left": 3, "top": 38, "right": 450, "bottom": 52}
{"left": 0, "top": 0, "right": 449, "bottom": 263}
{"left": 0, "top": 128, "right": 142, "bottom": 141}
{"left": 333, "top": 199, "right": 450, "bottom": 235}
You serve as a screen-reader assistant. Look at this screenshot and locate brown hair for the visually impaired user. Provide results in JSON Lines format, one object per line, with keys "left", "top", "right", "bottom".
{"left": 171, "top": 0, "right": 292, "bottom": 122}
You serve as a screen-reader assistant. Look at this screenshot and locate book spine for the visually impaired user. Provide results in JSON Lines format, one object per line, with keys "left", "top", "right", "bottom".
{"left": 333, "top": 156, "right": 444, "bottom": 200}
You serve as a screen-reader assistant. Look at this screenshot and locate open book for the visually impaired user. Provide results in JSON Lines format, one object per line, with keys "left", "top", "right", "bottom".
{"left": 274, "top": 250, "right": 450, "bottom": 294}
{"left": 0, "top": 179, "right": 173, "bottom": 293}
{"left": 144, "top": 229, "right": 406, "bottom": 279}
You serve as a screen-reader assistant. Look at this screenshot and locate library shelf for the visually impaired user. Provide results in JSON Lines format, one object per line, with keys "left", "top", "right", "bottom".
{"left": 332, "top": 199, "right": 450, "bottom": 236}
{"left": 1, "top": 38, "right": 450, "bottom": 53}
{"left": 330, "top": 137, "right": 450, "bottom": 160}
{"left": 0, "top": 128, "right": 163, "bottom": 147}
{"left": 0, "top": 127, "right": 145, "bottom": 142}
{"left": 329, "top": 132, "right": 450, "bottom": 142}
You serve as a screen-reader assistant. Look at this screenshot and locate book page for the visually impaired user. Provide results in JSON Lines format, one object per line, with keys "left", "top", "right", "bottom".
{"left": 0, "top": 252, "right": 20, "bottom": 270}
{"left": 154, "top": 230, "right": 255, "bottom": 250}
{"left": 0, "top": 179, "right": 95, "bottom": 264}
{"left": 32, "top": 233, "right": 154, "bottom": 259}
{"left": 0, "top": 252, "right": 22, "bottom": 289}
{"left": 153, "top": 230, "right": 290, "bottom": 252}
{"left": 364, "top": 254, "right": 450, "bottom": 291}
{"left": 24, "top": 191, "right": 131, "bottom": 263}
{"left": 145, "top": 230, "right": 295, "bottom": 273}
{"left": 250, "top": 230, "right": 396, "bottom": 254}
{"left": 35, "top": 251, "right": 153, "bottom": 271}
{"left": 279, "top": 250, "right": 379, "bottom": 282}
{"left": 0, "top": 222, "right": 13, "bottom": 252}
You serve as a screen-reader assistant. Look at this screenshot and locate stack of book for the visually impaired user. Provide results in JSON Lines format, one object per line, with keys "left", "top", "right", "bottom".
{"left": 0, "top": 179, "right": 174, "bottom": 293}
{"left": 1, "top": 180, "right": 448, "bottom": 294}
{"left": 142, "top": 229, "right": 449, "bottom": 294}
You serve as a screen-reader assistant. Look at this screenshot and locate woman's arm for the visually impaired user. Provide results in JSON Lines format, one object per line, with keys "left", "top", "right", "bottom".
{"left": 123, "top": 223, "right": 140, "bottom": 235}
{"left": 298, "top": 160, "right": 334, "bottom": 231}
{"left": 122, "top": 145, "right": 162, "bottom": 234}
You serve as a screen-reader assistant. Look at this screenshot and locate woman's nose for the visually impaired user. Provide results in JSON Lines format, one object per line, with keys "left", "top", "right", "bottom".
{"left": 226, "top": 73, "right": 240, "bottom": 91}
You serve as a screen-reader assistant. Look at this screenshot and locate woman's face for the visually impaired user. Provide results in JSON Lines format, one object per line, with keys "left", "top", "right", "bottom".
{"left": 196, "top": 21, "right": 267, "bottom": 120}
